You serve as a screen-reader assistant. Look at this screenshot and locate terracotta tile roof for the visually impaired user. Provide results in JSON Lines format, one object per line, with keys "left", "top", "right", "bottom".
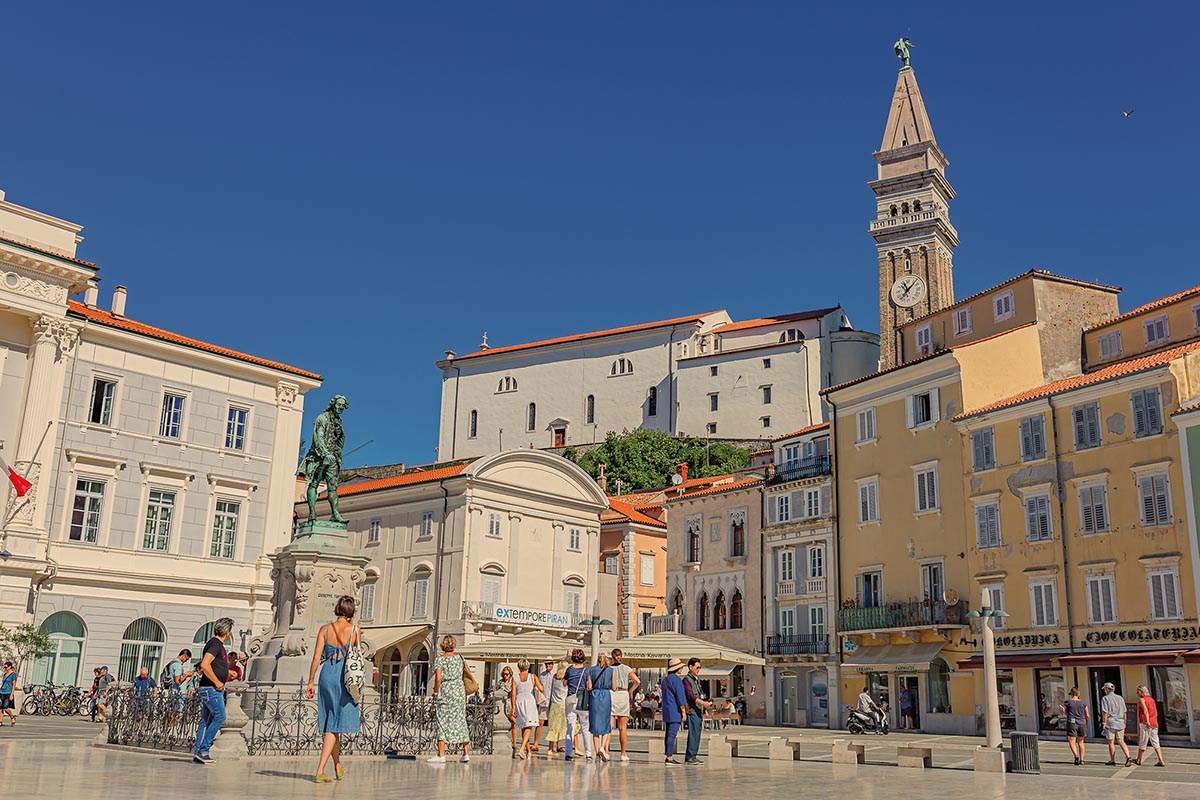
{"left": 714, "top": 307, "right": 840, "bottom": 334}
{"left": 665, "top": 475, "right": 763, "bottom": 502}
{"left": 604, "top": 499, "right": 668, "bottom": 529}
{"left": 68, "top": 300, "right": 321, "bottom": 380}
{"left": 1172, "top": 400, "right": 1200, "bottom": 417}
{"left": 609, "top": 491, "right": 664, "bottom": 508}
{"left": 750, "top": 448, "right": 771, "bottom": 456}
{"left": 0, "top": 234, "right": 97, "bottom": 268}
{"left": 450, "top": 311, "right": 722, "bottom": 362}
{"left": 334, "top": 461, "right": 473, "bottom": 498}
{"left": 1086, "top": 285, "right": 1200, "bottom": 331}
{"left": 899, "top": 270, "right": 1121, "bottom": 330}
{"left": 770, "top": 421, "right": 830, "bottom": 443}
{"left": 957, "top": 339, "right": 1200, "bottom": 419}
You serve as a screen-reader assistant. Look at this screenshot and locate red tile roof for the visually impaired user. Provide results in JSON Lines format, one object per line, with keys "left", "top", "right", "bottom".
{"left": 1087, "top": 285, "right": 1200, "bottom": 331}
{"left": 958, "top": 339, "right": 1200, "bottom": 418}
{"left": 605, "top": 499, "right": 668, "bottom": 529}
{"left": 450, "top": 311, "right": 722, "bottom": 362}
{"left": 666, "top": 475, "right": 763, "bottom": 502}
{"left": 609, "top": 491, "right": 664, "bottom": 508}
{"left": 770, "top": 421, "right": 830, "bottom": 443}
{"left": 68, "top": 300, "right": 321, "bottom": 380}
{"left": 0, "top": 235, "right": 97, "bottom": 268}
{"left": 1172, "top": 400, "right": 1200, "bottom": 417}
{"left": 714, "top": 307, "right": 840, "bottom": 334}
{"left": 334, "top": 462, "right": 473, "bottom": 498}
{"left": 899, "top": 270, "right": 1121, "bottom": 329}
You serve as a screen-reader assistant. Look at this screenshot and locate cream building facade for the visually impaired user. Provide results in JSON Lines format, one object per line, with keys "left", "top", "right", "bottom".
{"left": 0, "top": 188, "right": 321, "bottom": 686}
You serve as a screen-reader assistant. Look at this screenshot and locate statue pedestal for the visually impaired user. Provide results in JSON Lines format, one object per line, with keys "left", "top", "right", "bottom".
{"left": 245, "top": 519, "right": 370, "bottom": 687}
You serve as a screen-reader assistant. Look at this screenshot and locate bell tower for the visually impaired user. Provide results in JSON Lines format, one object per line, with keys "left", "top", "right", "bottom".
{"left": 871, "top": 57, "right": 958, "bottom": 369}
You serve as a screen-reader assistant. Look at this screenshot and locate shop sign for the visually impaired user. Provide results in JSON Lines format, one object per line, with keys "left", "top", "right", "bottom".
{"left": 490, "top": 604, "right": 575, "bottom": 630}
{"left": 1082, "top": 625, "right": 1200, "bottom": 646}
{"left": 995, "top": 633, "right": 1060, "bottom": 649}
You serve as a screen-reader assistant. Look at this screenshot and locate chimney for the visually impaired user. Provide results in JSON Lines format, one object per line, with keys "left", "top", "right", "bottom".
{"left": 83, "top": 283, "right": 99, "bottom": 309}
{"left": 597, "top": 463, "right": 608, "bottom": 494}
{"left": 111, "top": 286, "right": 127, "bottom": 318}
{"left": 676, "top": 462, "right": 689, "bottom": 483}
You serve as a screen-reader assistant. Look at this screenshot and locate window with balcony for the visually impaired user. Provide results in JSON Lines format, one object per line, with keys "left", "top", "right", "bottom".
{"left": 1131, "top": 387, "right": 1163, "bottom": 438}
{"left": 1072, "top": 402, "right": 1100, "bottom": 450}
{"left": 1025, "top": 493, "right": 1053, "bottom": 541}
{"left": 1086, "top": 574, "right": 1117, "bottom": 624}
{"left": 856, "top": 571, "right": 882, "bottom": 607}
{"left": 782, "top": 445, "right": 800, "bottom": 470}
{"left": 809, "top": 605, "right": 825, "bottom": 637}
{"left": 1030, "top": 579, "right": 1058, "bottom": 627}
{"left": 481, "top": 572, "right": 503, "bottom": 604}
{"left": 971, "top": 428, "right": 995, "bottom": 472}
{"left": 779, "top": 607, "right": 796, "bottom": 637}
{"left": 564, "top": 586, "right": 583, "bottom": 616}
{"left": 1020, "top": 415, "right": 1046, "bottom": 461}
{"left": 1144, "top": 315, "right": 1169, "bottom": 347}
{"left": 778, "top": 549, "right": 794, "bottom": 583}
{"left": 1078, "top": 483, "right": 1109, "bottom": 534}
{"left": 808, "top": 545, "right": 824, "bottom": 579}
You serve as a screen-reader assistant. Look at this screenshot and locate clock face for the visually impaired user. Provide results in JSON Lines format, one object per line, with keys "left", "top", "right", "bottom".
{"left": 891, "top": 275, "right": 927, "bottom": 308}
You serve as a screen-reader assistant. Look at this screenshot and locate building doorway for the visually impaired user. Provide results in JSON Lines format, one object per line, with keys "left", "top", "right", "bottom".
{"left": 997, "top": 668, "right": 1016, "bottom": 731}
{"left": 896, "top": 675, "right": 919, "bottom": 730}
{"left": 1036, "top": 668, "right": 1067, "bottom": 734}
{"left": 1089, "top": 667, "right": 1122, "bottom": 737}
{"left": 553, "top": 428, "right": 566, "bottom": 447}
{"left": 809, "top": 669, "right": 829, "bottom": 727}
{"left": 779, "top": 671, "right": 799, "bottom": 726}
{"left": 867, "top": 671, "right": 890, "bottom": 721}
{"left": 1149, "top": 665, "right": 1190, "bottom": 738}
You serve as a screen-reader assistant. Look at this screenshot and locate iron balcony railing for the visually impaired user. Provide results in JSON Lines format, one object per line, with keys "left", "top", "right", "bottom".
{"left": 837, "top": 598, "right": 970, "bottom": 632}
{"left": 766, "top": 634, "right": 830, "bottom": 656}
{"left": 768, "top": 456, "right": 832, "bottom": 484}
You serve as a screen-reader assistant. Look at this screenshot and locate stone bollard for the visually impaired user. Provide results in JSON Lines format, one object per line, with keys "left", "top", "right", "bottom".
{"left": 831, "top": 739, "right": 865, "bottom": 765}
{"left": 707, "top": 734, "right": 734, "bottom": 764}
{"left": 647, "top": 735, "right": 666, "bottom": 760}
{"left": 209, "top": 682, "right": 250, "bottom": 758}
{"left": 768, "top": 736, "right": 801, "bottom": 761}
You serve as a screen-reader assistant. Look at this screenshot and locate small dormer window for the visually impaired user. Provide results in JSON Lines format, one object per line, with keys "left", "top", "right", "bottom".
{"left": 611, "top": 358, "right": 634, "bottom": 376}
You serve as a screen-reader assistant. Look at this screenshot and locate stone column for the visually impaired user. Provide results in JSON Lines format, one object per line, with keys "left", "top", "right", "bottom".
{"left": 209, "top": 682, "right": 251, "bottom": 758}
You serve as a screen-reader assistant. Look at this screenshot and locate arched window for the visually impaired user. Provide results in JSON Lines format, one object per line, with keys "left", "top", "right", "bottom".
{"left": 497, "top": 376, "right": 518, "bottom": 393}
{"left": 714, "top": 591, "right": 727, "bottom": 630}
{"left": 586, "top": 395, "right": 595, "bottom": 424}
{"left": 730, "top": 516, "right": 746, "bottom": 557}
{"left": 32, "top": 611, "right": 86, "bottom": 686}
{"left": 410, "top": 567, "right": 431, "bottom": 618}
{"left": 913, "top": 199, "right": 922, "bottom": 212}
{"left": 890, "top": 204, "right": 898, "bottom": 217}
{"left": 928, "top": 658, "right": 952, "bottom": 713}
{"left": 611, "top": 358, "right": 633, "bottom": 376}
{"left": 468, "top": 409, "right": 478, "bottom": 439}
{"left": 697, "top": 592, "right": 710, "bottom": 631}
{"left": 119, "top": 618, "right": 166, "bottom": 682}
{"left": 687, "top": 518, "right": 702, "bottom": 563}
{"left": 778, "top": 329, "right": 803, "bottom": 343}
{"left": 191, "top": 622, "right": 217, "bottom": 667}
{"left": 380, "top": 645, "right": 404, "bottom": 699}
{"left": 671, "top": 588, "right": 684, "bottom": 617}
{"left": 648, "top": 386, "right": 658, "bottom": 417}
{"left": 408, "top": 645, "right": 430, "bottom": 696}
{"left": 526, "top": 403, "right": 536, "bottom": 432}
{"left": 730, "top": 590, "right": 744, "bottom": 629}
{"left": 901, "top": 202, "right": 910, "bottom": 214}
{"left": 903, "top": 251, "right": 912, "bottom": 272}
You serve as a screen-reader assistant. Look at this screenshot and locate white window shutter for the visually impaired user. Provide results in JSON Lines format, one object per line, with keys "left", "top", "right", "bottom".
{"left": 975, "top": 506, "right": 988, "bottom": 548}
{"left": 820, "top": 485, "right": 831, "bottom": 516}
{"left": 1094, "top": 485, "right": 1108, "bottom": 531}
{"left": 1132, "top": 391, "right": 1147, "bottom": 436}
{"left": 1146, "top": 388, "right": 1162, "bottom": 434}
{"left": 1080, "top": 487, "right": 1095, "bottom": 534}
{"left": 929, "top": 387, "right": 940, "bottom": 423}
{"left": 1164, "top": 572, "right": 1179, "bottom": 617}
{"left": 1031, "top": 416, "right": 1044, "bottom": 457}
{"left": 1088, "top": 579, "right": 1100, "bottom": 622}
{"left": 768, "top": 495, "right": 777, "bottom": 524}
{"left": 1150, "top": 573, "right": 1165, "bottom": 619}
{"left": 905, "top": 396, "right": 915, "bottom": 429}
{"left": 1139, "top": 477, "right": 1155, "bottom": 524}
{"left": 1033, "top": 584, "right": 1045, "bottom": 626}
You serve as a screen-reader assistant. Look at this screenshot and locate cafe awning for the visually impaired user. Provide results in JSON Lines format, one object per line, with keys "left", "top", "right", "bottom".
{"left": 454, "top": 631, "right": 584, "bottom": 663}
{"left": 1186, "top": 649, "right": 1200, "bottom": 664}
{"left": 1058, "top": 650, "right": 1188, "bottom": 667}
{"left": 957, "top": 652, "right": 1066, "bottom": 670}
{"left": 362, "top": 624, "right": 429, "bottom": 656}
{"left": 697, "top": 665, "right": 737, "bottom": 680}
{"left": 842, "top": 642, "right": 946, "bottom": 671}
{"left": 606, "top": 632, "right": 766, "bottom": 667}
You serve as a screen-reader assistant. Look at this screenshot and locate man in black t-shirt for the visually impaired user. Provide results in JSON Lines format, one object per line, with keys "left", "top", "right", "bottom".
{"left": 193, "top": 617, "right": 234, "bottom": 765}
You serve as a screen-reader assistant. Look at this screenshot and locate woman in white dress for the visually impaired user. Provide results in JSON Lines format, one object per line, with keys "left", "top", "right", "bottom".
{"left": 509, "top": 659, "right": 544, "bottom": 759}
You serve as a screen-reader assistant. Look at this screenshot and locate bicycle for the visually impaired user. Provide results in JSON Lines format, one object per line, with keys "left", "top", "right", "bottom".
{"left": 21, "top": 684, "right": 48, "bottom": 716}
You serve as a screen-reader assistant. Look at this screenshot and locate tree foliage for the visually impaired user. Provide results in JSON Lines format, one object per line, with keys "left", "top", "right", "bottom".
{"left": 565, "top": 429, "right": 753, "bottom": 492}
{"left": 0, "top": 623, "right": 53, "bottom": 675}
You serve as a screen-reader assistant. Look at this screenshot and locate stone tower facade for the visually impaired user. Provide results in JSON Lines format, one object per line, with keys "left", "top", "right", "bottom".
{"left": 870, "top": 65, "right": 958, "bottom": 369}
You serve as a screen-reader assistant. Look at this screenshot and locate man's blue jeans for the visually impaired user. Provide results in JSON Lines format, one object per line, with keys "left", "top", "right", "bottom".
{"left": 686, "top": 710, "right": 703, "bottom": 761}
{"left": 194, "top": 687, "right": 226, "bottom": 756}
{"left": 664, "top": 721, "right": 681, "bottom": 758}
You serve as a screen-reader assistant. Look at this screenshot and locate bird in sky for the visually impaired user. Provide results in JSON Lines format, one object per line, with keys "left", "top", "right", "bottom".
{"left": 1122, "top": 110, "right": 1134, "bottom": 118}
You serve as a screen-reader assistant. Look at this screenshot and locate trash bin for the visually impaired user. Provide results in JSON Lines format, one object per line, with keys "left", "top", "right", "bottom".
{"left": 1008, "top": 731, "right": 1040, "bottom": 774}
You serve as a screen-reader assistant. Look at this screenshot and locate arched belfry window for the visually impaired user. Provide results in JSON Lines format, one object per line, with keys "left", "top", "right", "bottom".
{"left": 913, "top": 199, "right": 922, "bottom": 212}
{"left": 586, "top": 395, "right": 595, "bottom": 424}
{"left": 611, "top": 358, "right": 633, "bottom": 376}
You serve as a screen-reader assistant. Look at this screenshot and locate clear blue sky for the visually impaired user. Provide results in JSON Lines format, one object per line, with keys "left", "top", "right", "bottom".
{"left": 4, "top": 2, "right": 1196, "bottom": 467}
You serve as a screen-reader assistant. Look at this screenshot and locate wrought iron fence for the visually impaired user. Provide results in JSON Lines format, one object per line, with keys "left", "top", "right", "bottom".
{"left": 106, "top": 684, "right": 497, "bottom": 756}
{"left": 766, "top": 634, "right": 830, "bottom": 656}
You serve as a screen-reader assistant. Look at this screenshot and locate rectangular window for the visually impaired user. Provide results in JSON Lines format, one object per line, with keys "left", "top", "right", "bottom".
{"left": 858, "top": 481, "right": 879, "bottom": 523}
{"left": 1086, "top": 574, "right": 1117, "bottom": 624}
{"left": 481, "top": 574, "right": 502, "bottom": 604}
{"left": 1148, "top": 569, "right": 1181, "bottom": 620}
{"left": 804, "top": 488, "right": 820, "bottom": 519}
{"left": 210, "top": 499, "right": 239, "bottom": 559}
{"left": 1079, "top": 484, "right": 1110, "bottom": 534}
{"left": 710, "top": 366, "right": 719, "bottom": 377}
{"left": 1138, "top": 473, "right": 1172, "bottom": 525}
{"left": 1072, "top": 402, "right": 1101, "bottom": 450}
{"left": 709, "top": 394, "right": 719, "bottom": 412}
{"left": 856, "top": 408, "right": 876, "bottom": 442}
{"left": 986, "top": 584, "right": 1007, "bottom": 630}
{"left": 1030, "top": 580, "right": 1058, "bottom": 627}
{"left": 782, "top": 445, "right": 800, "bottom": 469}
{"left": 1131, "top": 387, "right": 1163, "bottom": 438}
{"left": 777, "top": 494, "right": 791, "bottom": 522}
{"left": 778, "top": 549, "right": 794, "bottom": 582}
{"left": 975, "top": 502, "right": 1001, "bottom": 549}
{"left": 640, "top": 555, "right": 655, "bottom": 587}
{"left": 225, "top": 406, "right": 249, "bottom": 450}
{"left": 729, "top": 518, "right": 746, "bottom": 557}
{"left": 159, "top": 393, "right": 186, "bottom": 439}
{"left": 361, "top": 582, "right": 377, "bottom": 620}
{"left": 809, "top": 605, "right": 826, "bottom": 637}
{"left": 952, "top": 307, "right": 972, "bottom": 336}
{"left": 993, "top": 290, "right": 1015, "bottom": 322}
{"left": 487, "top": 512, "right": 503, "bottom": 538}
{"left": 914, "top": 466, "right": 938, "bottom": 512}
{"left": 857, "top": 571, "right": 883, "bottom": 607}
{"left": 604, "top": 555, "right": 619, "bottom": 575}
{"left": 564, "top": 587, "right": 582, "bottom": 616}
{"left": 1194, "top": 304, "right": 1200, "bottom": 331}
{"left": 1098, "top": 331, "right": 1122, "bottom": 360}
{"left": 763, "top": 358, "right": 771, "bottom": 369}
{"left": 1144, "top": 315, "right": 1169, "bottom": 346}
{"left": 368, "top": 518, "right": 381, "bottom": 544}
{"left": 908, "top": 388, "right": 938, "bottom": 428}
{"left": 420, "top": 510, "right": 434, "bottom": 538}
{"left": 706, "top": 423, "right": 717, "bottom": 435}
{"left": 142, "top": 490, "right": 175, "bottom": 551}
{"left": 762, "top": 386, "right": 772, "bottom": 405}
{"left": 761, "top": 416, "right": 771, "bottom": 429}
{"left": 1025, "top": 493, "right": 1053, "bottom": 541}
{"left": 779, "top": 607, "right": 796, "bottom": 637}
{"left": 69, "top": 479, "right": 105, "bottom": 543}
{"left": 413, "top": 576, "right": 429, "bottom": 617}
{"left": 971, "top": 428, "right": 995, "bottom": 472}
{"left": 915, "top": 324, "right": 933, "bottom": 356}
{"left": 567, "top": 528, "right": 582, "bottom": 552}
{"left": 88, "top": 378, "right": 116, "bottom": 426}
{"left": 809, "top": 545, "right": 824, "bottom": 579}
{"left": 1020, "top": 415, "right": 1046, "bottom": 461}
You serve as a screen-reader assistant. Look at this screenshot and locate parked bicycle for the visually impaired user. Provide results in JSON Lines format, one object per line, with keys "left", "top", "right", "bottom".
{"left": 20, "top": 684, "right": 84, "bottom": 716}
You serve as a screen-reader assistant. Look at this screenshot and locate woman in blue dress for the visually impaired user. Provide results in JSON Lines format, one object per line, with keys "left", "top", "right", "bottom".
{"left": 306, "top": 595, "right": 361, "bottom": 783}
{"left": 587, "top": 651, "right": 614, "bottom": 761}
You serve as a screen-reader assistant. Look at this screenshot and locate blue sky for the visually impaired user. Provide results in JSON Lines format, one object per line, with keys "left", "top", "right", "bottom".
{"left": 3, "top": 2, "right": 1196, "bottom": 467}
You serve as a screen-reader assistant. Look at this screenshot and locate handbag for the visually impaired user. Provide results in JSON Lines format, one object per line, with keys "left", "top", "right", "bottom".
{"left": 461, "top": 656, "right": 479, "bottom": 696}
{"left": 340, "top": 622, "right": 366, "bottom": 705}
{"left": 574, "top": 668, "right": 590, "bottom": 711}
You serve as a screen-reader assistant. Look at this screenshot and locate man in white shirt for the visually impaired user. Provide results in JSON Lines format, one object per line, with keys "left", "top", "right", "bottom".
{"left": 534, "top": 659, "right": 554, "bottom": 752}
{"left": 1100, "top": 682, "right": 1133, "bottom": 767}
{"left": 856, "top": 686, "right": 882, "bottom": 728}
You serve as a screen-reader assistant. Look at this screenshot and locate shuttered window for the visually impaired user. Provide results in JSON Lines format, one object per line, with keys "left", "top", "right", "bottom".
{"left": 1148, "top": 570, "right": 1181, "bottom": 620}
{"left": 975, "top": 502, "right": 1001, "bottom": 549}
{"left": 412, "top": 575, "right": 430, "bottom": 617}
{"left": 1024, "top": 494, "right": 1053, "bottom": 541}
{"left": 1130, "top": 387, "right": 1163, "bottom": 438}
{"left": 1020, "top": 415, "right": 1046, "bottom": 461}
{"left": 858, "top": 481, "right": 879, "bottom": 523}
{"left": 1138, "top": 473, "right": 1171, "bottom": 525}
{"left": 971, "top": 428, "right": 995, "bottom": 472}
{"left": 1086, "top": 575, "right": 1116, "bottom": 623}
{"left": 1079, "top": 484, "right": 1110, "bottom": 534}
{"left": 1030, "top": 580, "right": 1058, "bottom": 627}
{"left": 1072, "top": 403, "right": 1100, "bottom": 450}
{"left": 914, "top": 467, "right": 938, "bottom": 512}
{"left": 856, "top": 408, "right": 876, "bottom": 442}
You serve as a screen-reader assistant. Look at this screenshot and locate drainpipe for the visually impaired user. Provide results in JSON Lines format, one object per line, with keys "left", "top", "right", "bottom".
{"left": 827, "top": 394, "right": 843, "bottom": 727}
{"left": 1047, "top": 396, "right": 1076, "bottom": 653}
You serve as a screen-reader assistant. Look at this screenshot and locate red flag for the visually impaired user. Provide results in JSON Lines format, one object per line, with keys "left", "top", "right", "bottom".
{"left": 0, "top": 454, "right": 31, "bottom": 497}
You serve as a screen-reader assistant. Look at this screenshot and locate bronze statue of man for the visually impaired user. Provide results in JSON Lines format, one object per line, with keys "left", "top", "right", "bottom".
{"left": 299, "top": 395, "right": 349, "bottom": 523}
{"left": 894, "top": 37, "right": 914, "bottom": 67}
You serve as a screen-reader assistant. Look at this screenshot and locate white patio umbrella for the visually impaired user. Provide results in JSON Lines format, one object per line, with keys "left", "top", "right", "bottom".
{"left": 454, "top": 631, "right": 584, "bottom": 663}
{"left": 605, "top": 631, "right": 766, "bottom": 667}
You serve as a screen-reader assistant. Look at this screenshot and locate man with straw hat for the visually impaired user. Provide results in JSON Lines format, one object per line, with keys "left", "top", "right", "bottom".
{"left": 659, "top": 658, "right": 689, "bottom": 765}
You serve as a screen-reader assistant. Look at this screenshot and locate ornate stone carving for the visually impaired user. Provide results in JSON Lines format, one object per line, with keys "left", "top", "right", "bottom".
{"left": 275, "top": 381, "right": 299, "bottom": 407}
{"left": 1, "top": 271, "right": 69, "bottom": 305}
{"left": 281, "top": 627, "right": 310, "bottom": 657}
{"left": 31, "top": 315, "right": 81, "bottom": 358}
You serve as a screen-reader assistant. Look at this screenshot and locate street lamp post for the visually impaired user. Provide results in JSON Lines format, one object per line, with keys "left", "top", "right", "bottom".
{"left": 579, "top": 600, "right": 614, "bottom": 666}
{"left": 968, "top": 587, "right": 1008, "bottom": 749}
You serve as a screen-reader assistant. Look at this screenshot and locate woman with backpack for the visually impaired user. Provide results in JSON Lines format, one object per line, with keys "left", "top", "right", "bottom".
{"left": 306, "top": 595, "right": 361, "bottom": 783}
{"left": 428, "top": 635, "right": 471, "bottom": 764}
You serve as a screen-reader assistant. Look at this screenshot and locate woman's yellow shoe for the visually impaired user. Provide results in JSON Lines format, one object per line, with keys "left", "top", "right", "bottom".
{"left": 314, "top": 773, "right": 334, "bottom": 783}
{"left": 336, "top": 765, "right": 345, "bottom": 780}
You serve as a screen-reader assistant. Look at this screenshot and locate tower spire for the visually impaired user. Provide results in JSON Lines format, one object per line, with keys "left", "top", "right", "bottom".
{"left": 881, "top": 67, "right": 937, "bottom": 151}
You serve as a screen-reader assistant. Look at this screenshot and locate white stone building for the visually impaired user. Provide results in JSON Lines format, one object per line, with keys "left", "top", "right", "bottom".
{"left": 0, "top": 188, "right": 321, "bottom": 686}
{"left": 436, "top": 308, "right": 878, "bottom": 459}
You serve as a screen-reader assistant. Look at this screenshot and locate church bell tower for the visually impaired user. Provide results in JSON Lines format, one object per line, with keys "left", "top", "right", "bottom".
{"left": 871, "top": 56, "right": 958, "bottom": 369}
